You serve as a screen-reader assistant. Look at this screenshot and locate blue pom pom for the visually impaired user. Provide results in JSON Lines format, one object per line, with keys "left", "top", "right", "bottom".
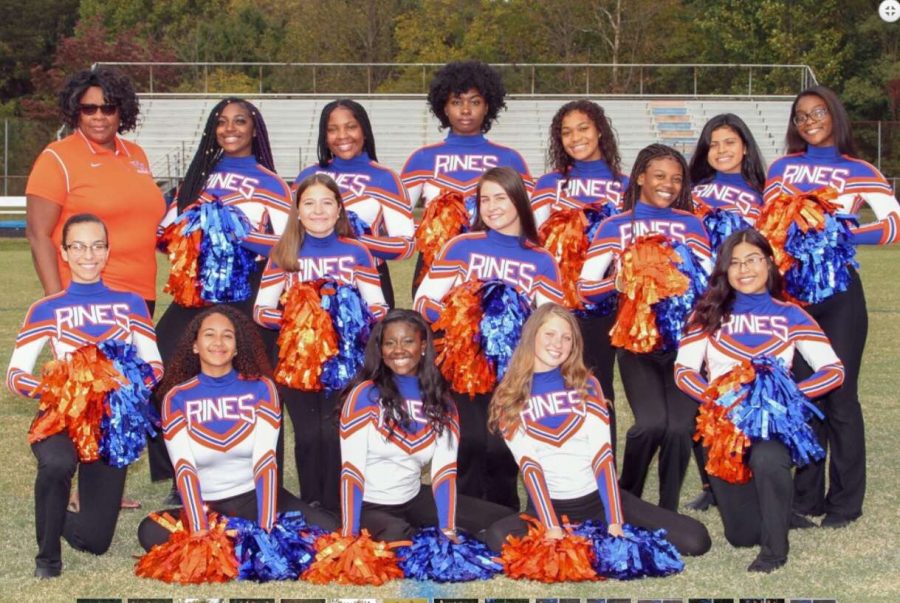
{"left": 653, "top": 241, "right": 709, "bottom": 351}
{"left": 97, "top": 340, "right": 159, "bottom": 468}
{"left": 180, "top": 199, "right": 259, "bottom": 303}
{"left": 577, "top": 205, "right": 619, "bottom": 319}
{"left": 346, "top": 210, "right": 372, "bottom": 238}
{"left": 464, "top": 195, "right": 478, "bottom": 227}
{"left": 703, "top": 208, "right": 750, "bottom": 255}
{"left": 320, "top": 280, "right": 375, "bottom": 393}
{"left": 727, "top": 356, "right": 825, "bottom": 467}
{"left": 395, "top": 527, "right": 502, "bottom": 582}
{"left": 784, "top": 213, "right": 858, "bottom": 304}
{"left": 571, "top": 520, "right": 684, "bottom": 580}
{"left": 478, "top": 281, "right": 532, "bottom": 380}
{"left": 227, "top": 511, "right": 325, "bottom": 581}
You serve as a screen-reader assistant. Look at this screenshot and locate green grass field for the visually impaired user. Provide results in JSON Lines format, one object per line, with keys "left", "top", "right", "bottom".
{"left": 0, "top": 238, "right": 897, "bottom": 602}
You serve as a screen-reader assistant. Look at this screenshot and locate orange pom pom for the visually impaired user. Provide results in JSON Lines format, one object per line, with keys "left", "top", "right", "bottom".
{"left": 757, "top": 187, "right": 839, "bottom": 273}
{"left": 432, "top": 279, "right": 494, "bottom": 396}
{"left": 274, "top": 282, "right": 339, "bottom": 391}
{"left": 135, "top": 511, "right": 237, "bottom": 584}
{"left": 301, "top": 530, "right": 404, "bottom": 585}
{"left": 28, "top": 345, "right": 122, "bottom": 462}
{"left": 610, "top": 235, "right": 690, "bottom": 353}
{"left": 540, "top": 209, "right": 591, "bottom": 309}
{"left": 500, "top": 516, "right": 598, "bottom": 583}
{"left": 160, "top": 223, "right": 206, "bottom": 308}
{"left": 415, "top": 190, "right": 469, "bottom": 286}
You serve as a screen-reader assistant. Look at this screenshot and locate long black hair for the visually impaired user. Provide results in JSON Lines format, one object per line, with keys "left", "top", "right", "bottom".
{"left": 342, "top": 309, "right": 453, "bottom": 436}
{"left": 427, "top": 60, "right": 507, "bottom": 134}
{"left": 622, "top": 144, "right": 693, "bottom": 212}
{"left": 786, "top": 85, "right": 857, "bottom": 156}
{"left": 548, "top": 99, "right": 623, "bottom": 181}
{"left": 58, "top": 67, "right": 140, "bottom": 133}
{"left": 687, "top": 229, "right": 784, "bottom": 335}
{"left": 317, "top": 99, "right": 378, "bottom": 166}
{"left": 176, "top": 98, "right": 275, "bottom": 213}
{"left": 690, "top": 113, "right": 766, "bottom": 193}
{"left": 471, "top": 166, "right": 541, "bottom": 246}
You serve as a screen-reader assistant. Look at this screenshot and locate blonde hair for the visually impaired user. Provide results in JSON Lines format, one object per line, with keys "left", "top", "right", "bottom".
{"left": 488, "top": 303, "right": 591, "bottom": 434}
{"left": 271, "top": 173, "right": 353, "bottom": 271}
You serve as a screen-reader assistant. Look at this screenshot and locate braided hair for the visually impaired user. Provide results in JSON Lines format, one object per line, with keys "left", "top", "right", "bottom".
{"left": 622, "top": 144, "right": 693, "bottom": 212}
{"left": 176, "top": 98, "right": 275, "bottom": 213}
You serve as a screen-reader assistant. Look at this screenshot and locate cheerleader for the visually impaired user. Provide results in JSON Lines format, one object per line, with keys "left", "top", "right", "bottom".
{"left": 531, "top": 99, "right": 629, "bottom": 450}
{"left": 484, "top": 303, "right": 710, "bottom": 557}
{"left": 765, "top": 86, "right": 899, "bottom": 527}
{"left": 150, "top": 98, "right": 291, "bottom": 493}
{"left": 339, "top": 309, "right": 511, "bottom": 541}
{"left": 675, "top": 229, "right": 845, "bottom": 572}
{"left": 254, "top": 173, "right": 387, "bottom": 512}
{"left": 294, "top": 99, "right": 415, "bottom": 308}
{"left": 578, "top": 144, "right": 712, "bottom": 511}
{"left": 402, "top": 60, "right": 532, "bottom": 293}
{"left": 137, "top": 305, "right": 337, "bottom": 551}
{"left": 7, "top": 214, "right": 163, "bottom": 578}
{"left": 414, "top": 166, "right": 563, "bottom": 508}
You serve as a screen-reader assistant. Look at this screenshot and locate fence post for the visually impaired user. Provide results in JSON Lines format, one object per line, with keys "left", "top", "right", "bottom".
{"left": 259, "top": 65, "right": 263, "bottom": 94}
{"left": 693, "top": 66, "right": 697, "bottom": 97}
{"left": 531, "top": 65, "right": 535, "bottom": 95}
{"left": 586, "top": 67, "right": 590, "bottom": 95}
{"left": 313, "top": 66, "right": 317, "bottom": 94}
{"left": 204, "top": 65, "right": 208, "bottom": 93}
{"left": 149, "top": 65, "right": 154, "bottom": 93}
{"left": 3, "top": 119, "right": 7, "bottom": 195}
{"left": 639, "top": 67, "right": 643, "bottom": 95}
{"left": 748, "top": 68, "right": 752, "bottom": 96}
{"left": 367, "top": 65, "right": 372, "bottom": 94}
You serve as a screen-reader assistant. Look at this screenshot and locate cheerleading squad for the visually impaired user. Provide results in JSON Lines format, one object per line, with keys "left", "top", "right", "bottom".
{"left": 8, "top": 60, "right": 898, "bottom": 583}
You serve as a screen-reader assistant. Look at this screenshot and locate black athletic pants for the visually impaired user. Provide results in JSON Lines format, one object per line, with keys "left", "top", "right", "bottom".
{"left": 578, "top": 312, "right": 618, "bottom": 456}
{"left": 411, "top": 253, "right": 425, "bottom": 299}
{"left": 454, "top": 392, "right": 520, "bottom": 509}
{"left": 32, "top": 433, "right": 127, "bottom": 571}
{"left": 483, "top": 488, "right": 711, "bottom": 556}
{"left": 377, "top": 260, "right": 395, "bottom": 309}
{"left": 792, "top": 270, "right": 867, "bottom": 520}
{"left": 137, "top": 487, "right": 339, "bottom": 551}
{"left": 279, "top": 387, "right": 342, "bottom": 512}
{"left": 360, "top": 488, "right": 513, "bottom": 542}
{"left": 148, "top": 261, "right": 275, "bottom": 482}
{"left": 706, "top": 440, "right": 792, "bottom": 563}
{"left": 617, "top": 348, "right": 697, "bottom": 511}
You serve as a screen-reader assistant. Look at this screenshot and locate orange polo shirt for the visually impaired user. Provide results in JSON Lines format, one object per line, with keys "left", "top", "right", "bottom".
{"left": 26, "top": 130, "right": 166, "bottom": 300}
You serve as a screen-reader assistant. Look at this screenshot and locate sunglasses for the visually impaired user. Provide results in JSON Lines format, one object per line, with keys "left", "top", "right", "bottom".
{"left": 79, "top": 103, "right": 118, "bottom": 116}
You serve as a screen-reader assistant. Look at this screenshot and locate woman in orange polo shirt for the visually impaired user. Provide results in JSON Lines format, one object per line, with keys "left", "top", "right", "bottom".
{"left": 25, "top": 67, "right": 165, "bottom": 311}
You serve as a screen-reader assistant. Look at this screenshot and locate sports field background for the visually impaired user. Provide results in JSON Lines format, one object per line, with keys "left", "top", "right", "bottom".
{"left": 0, "top": 238, "right": 897, "bottom": 601}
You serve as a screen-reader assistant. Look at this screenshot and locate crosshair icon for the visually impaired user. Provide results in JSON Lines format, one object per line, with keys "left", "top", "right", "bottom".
{"left": 880, "top": 0, "right": 900, "bottom": 23}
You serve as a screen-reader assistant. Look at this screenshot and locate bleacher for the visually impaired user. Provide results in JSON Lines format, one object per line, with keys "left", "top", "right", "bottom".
{"left": 126, "top": 98, "right": 794, "bottom": 184}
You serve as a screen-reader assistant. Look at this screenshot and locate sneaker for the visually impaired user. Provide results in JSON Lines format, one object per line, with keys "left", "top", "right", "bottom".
{"left": 34, "top": 565, "right": 61, "bottom": 579}
{"left": 161, "top": 485, "right": 181, "bottom": 507}
{"left": 789, "top": 512, "right": 816, "bottom": 529}
{"left": 820, "top": 513, "right": 853, "bottom": 529}
{"left": 685, "top": 489, "right": 716, "bottom": 511}
{"left": 747, "top": 553, "right": 786, "bottom": 573}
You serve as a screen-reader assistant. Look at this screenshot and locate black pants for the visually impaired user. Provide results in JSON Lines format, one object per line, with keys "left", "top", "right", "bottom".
{"left": 483, "top": 488, "right": 710, "bottom": 556}
{"left": 578, "top": 312, "right": 618, "bottom": 457}
{"left": 411, "top": 253, "right": 425, "bottom": 299}
{"left": 617, "top": 348, "right": 697, "bottom": 511}
{"left": 137, "top": 487, "right": 338, "bottom": 551}
{"left": 32, "top": 433, "right": 127, "bottom": 571}
{"left": 148, "top": 261, "right": 274, "bottom": 482}
{"left": 792, "top": 270, "right": 867, "bottom": 520}
{"left": 705, "top": 440, "right": 792, "bottom": 563}
{"left": 360, "top": 487, "right": 513, "bottom": 542}
{"left": 279, "top": 387, "right": 342, "bottom": 512}
{"left": 377, "top": 260, "right": 395, "bottom": 309}
{"left": 454, "top": 392, "right": 520, "bottom": 509}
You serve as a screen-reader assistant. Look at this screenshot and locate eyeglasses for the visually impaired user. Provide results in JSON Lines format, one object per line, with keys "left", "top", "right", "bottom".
{"left": 792, "top": 106, "right": 828, "bottom": 126}
{"left": 64, "top": 242, "right": 109, "bottom": 254}
{"left": 78, "top": 104, "right": 118, "bottom": 116}
{"left": 728, "top": 255, "right": 767, "bottom": 270}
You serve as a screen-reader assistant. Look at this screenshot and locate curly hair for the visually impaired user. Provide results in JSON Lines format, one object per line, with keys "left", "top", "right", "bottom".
{"left": 341, "top": 309, "right": 454, "bottom": 436}
{"left": 786, "top": 85, "right": 858, "bottom": 157}
{"left": 689, "top": 113, "right": 766, "bottom": 193}
{"left": 687, "top": 229, "right": 784, "bottom": 336}
{"left": 58, "top": 67, "right": 140, "bottom": 133}
{"left": 548, "top": 100, "right": 623, "bottom": 180}
{"left": 622, "top": 144, "right": 693, "bottom": 212}
{"left": 176, "top": 98, "right": 276, "bottom": 213}
{"left": 427, "top": 60, "right": 507, "bottom": 133}
{"left": 317, "top": 99, "right": 378, "bottom": 166}
{"left": 155, "top": 305, "right": 272, "bottom": 399}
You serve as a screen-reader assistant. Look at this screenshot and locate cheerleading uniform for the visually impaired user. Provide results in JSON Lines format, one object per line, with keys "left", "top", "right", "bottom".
{"left": 149, "top": 156, "right": 292, "bottom": 483}
{"left": 532, "top": 159, "right": 629, "bottom": 442}
{"left": 401, "top": 132, "right": 533, "bottom": 293}
{"left": 339, "top": 375, "right": 511, "bottom": 541}
{"left": 254, "top": 232, "right": 387, "bottom": 511}
{"left": 765, "top": 145, "right": 899, "bottom": 521}
{"left": 484, "top": 369, "right": 710, "bottom": 556}
{"left": 295, "top": 153, "right": 415, "bottom": 307}
{"left": 579, "top": 200, "right": 713, "bottom": 511}
{"left": 674, "top": 291, "right": 844, "bottom": 564}
{"left": 6, "top": 281, "right": 162, "bottom": 574}
{"left": 137, "top": 369, "right": 337, "bottom": 550}
{"left": 691, "top": 171, "right": 763, "bottom": 226}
